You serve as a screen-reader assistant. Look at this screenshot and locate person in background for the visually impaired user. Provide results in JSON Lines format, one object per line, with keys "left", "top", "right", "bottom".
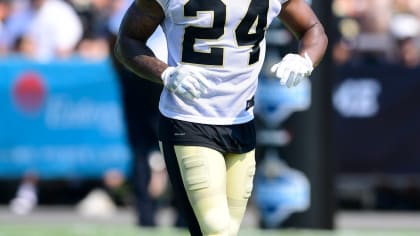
{"left": 6, "top": 0, "right": 83, "bottom": 215}
{"left": 0, "top": 0, "right": 10, "bottom": 26}
{"left": 9, "top": 173, "right": 38, "bottom": 215}
{"left": 1, "top": 0, "right": 83, "bottom": 61}
{"left": 0, "top": 0, "right": 12, "bottom": 55}
{"left": 63, "top": 0, "right": 172, "bottom": 225}
{"left": 388, "top": 13, "right": 420, "bottom": 68}
{"left": 108, "top": 0, "right": 170, "bottom": 227}
{"left": 73, "top": 0, "right": 113, "bottom": 60}
{"left": 115, "top": 0, "right": 327, "bottom": 235}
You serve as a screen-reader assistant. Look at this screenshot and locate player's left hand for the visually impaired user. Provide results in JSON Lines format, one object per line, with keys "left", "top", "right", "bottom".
{"left": 270, "top": 52, "right": 313, "bottom": 88}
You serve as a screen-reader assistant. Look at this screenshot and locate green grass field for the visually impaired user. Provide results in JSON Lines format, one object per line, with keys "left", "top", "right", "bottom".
{"left": 0, "top": 224, "right": 419, "bottom": 236}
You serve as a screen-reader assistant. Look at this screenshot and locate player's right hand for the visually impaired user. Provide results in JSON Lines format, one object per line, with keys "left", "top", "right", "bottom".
{"left": 161, "top": 64, "right": 209, "bottom": 100}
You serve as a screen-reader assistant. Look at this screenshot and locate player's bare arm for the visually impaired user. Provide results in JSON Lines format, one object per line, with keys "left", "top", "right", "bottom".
{"left": 114, "top": 0, "right": 167, "bottom": 84}
{"left": 279, "top": 0, "right": 328, "bottom": 66}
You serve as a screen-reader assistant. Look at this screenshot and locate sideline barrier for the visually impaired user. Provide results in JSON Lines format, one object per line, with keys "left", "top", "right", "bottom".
{"left": 0, "top": 56, "right": 131, "bottom": 179}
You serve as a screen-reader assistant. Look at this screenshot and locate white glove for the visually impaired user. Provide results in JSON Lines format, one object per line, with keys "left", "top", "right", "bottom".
{"left": 161, "top": 64, "right": 209, "bottom": 100}
{"left": 270, "top": 52, "right": 314, "bottom": 88}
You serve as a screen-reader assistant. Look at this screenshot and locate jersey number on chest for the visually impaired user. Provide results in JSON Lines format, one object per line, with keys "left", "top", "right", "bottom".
{"left": 182, "top": 0, "right": 269, "bottom": 66}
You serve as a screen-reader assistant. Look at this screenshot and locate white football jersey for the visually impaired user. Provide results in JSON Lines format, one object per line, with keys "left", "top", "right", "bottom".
{"left": 155, "top": 0, "right": 289, "bottom": 125}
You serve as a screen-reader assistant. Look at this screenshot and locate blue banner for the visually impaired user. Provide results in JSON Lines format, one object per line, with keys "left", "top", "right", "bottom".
{"left": 0, "top": 56, "right": 131, "bottom": 179}
{"left": 333, "top": 64, "right": 420, "bottom": 174}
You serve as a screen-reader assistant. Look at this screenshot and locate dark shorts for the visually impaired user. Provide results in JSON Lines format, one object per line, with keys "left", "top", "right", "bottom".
{"left": 158, "top": 113, "right": 256, "bottom": 235}
{"left": 158, "top": 113, "right": 256, "bottom": 154}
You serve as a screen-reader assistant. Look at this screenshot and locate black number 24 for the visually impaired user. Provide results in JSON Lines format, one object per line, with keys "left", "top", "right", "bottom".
{"left": 182, "top": 0, "right": 269, "bottom": 66}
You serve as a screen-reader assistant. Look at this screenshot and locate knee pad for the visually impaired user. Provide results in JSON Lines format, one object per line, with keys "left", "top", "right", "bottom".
{"left": 174, "top": 146, "right": 230, "bottom": 235}
{"left": 196, "top": 200, "right": 230, "bottom": 235}
{"left": 225, "top": 151, "right": 256, "bottom": 236}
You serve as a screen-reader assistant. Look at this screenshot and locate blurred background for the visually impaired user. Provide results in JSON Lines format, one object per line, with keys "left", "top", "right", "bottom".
{"left": 1, "top": 0, "right": 420, "bottom": 235}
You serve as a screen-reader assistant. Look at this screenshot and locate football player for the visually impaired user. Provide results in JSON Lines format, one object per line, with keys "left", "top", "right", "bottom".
{"left": 115, "top": 0, "right": 327, "bottom": 235}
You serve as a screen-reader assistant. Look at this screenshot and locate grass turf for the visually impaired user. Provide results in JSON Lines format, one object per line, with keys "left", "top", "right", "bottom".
{"left": 0, "top": 224, "right": 419, "bottom": 236}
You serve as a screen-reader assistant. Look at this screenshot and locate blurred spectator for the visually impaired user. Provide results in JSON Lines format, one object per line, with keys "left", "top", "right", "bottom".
{"left": 72, "top": 0, "right": 111, "bottom": 37}
{"left": 359, "top": 0, "right": 393, "bottom": 34}
{"left": 332, "top": 0, "right": 420, "bottom": 67}
{"left": 332, "top": 39, "right": 353, "bottom": 66}
{"left": 389, "top": 13, "right": 420, "bottom": 68}
{"left": 394, "top": 0, "right": 420, "bottom": 17}
{"left": 1, "top": 0, "right": 83, "bottom": 61}
{"left": 0, "top": 1, "right": 24, "bottom": 55}
{"left": 4, "top": 0, "right": 171, "bottom": 223}
{"left": 332, "top": 0, "right": 420, "bottom": 212}
{"left": 332, "top": 0, "right": 390, "bottom": 65}
{"left": 9, "top": 173, "right": 38, "bottom": 215}
{"left": 73, "top": 0, "right": 113, "bottom": 60}
{"left": 76, "top": 169, "right": 129, "bottom": 218}
{"left": 0, "top": 0, "right": 11, "bottom": 54}
{"left": 6, "top": 1, "right": 121, "bottom": 216}
{"left": 107, "top": 0, "right": 171, "bottom": 227}
{"left": 0, "top": 0, "right": 10, "bottom": 24}
{"left": 332, "top": 0, "right": 392, "bottom": 32}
